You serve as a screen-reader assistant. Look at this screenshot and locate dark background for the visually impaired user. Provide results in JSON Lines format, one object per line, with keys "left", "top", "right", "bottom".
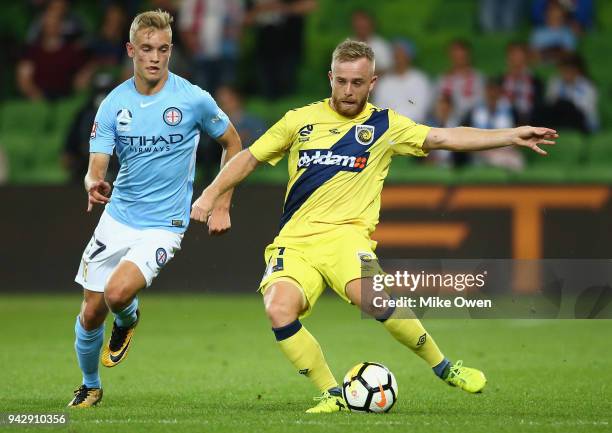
{"left": 2, "top": 184, "right": 610, "bottom": 293}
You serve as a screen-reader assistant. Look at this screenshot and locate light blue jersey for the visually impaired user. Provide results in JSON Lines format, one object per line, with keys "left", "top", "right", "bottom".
{"left": 90, "top": 72, "right": 230, "bottom": 233}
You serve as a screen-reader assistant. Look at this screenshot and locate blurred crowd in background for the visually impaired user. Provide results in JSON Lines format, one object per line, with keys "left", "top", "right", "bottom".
{"left": 0, "top": 0, "right": 606, "bottom": 184}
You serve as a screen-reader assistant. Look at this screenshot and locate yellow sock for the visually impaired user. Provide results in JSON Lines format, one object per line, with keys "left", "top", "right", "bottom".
{"left": 274, "top": 321, "right": 338, "bottom": 392}
{"left": 383, "top": 318, "right": 445, "bottom": 367}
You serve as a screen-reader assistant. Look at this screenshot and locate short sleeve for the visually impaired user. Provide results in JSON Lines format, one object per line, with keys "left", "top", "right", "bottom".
{"left": 388, "top": 110, "right": 430, "bottom": 157}
{"left": 193, "top": 86, "right": 230, "bottom": 139}
{"left": 248, "top": 113, "right": 291, "bottom": 166}
{"left": 89, "top": 97, "right": 116, "bottom": 155}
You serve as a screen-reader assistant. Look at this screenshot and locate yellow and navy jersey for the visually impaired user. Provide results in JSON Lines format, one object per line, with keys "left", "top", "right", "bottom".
{"left": 249, "top": 98, "right": 430, "bottom": 241}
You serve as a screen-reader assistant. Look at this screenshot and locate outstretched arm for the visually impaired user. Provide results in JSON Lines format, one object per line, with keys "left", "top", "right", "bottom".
{"left": 84, "top": 153, "right": 111, "bottom": 212}
{"left": 190, "top": 148, "right": 259, "bottom": 224}
{"left": 202, "top": 123, "right": 243, "bottom": 235}
{"left": 422, "top": 126, "right": 558, "bottom": 155}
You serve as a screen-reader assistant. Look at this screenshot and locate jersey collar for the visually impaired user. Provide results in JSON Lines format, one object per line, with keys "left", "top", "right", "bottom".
{"left": 130, "top": 72, "right": 173, "bottom": 99}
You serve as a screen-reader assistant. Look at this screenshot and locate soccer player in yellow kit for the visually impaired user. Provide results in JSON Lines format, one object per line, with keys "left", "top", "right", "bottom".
{"left": 190, "top": 40, "right": 557, "bottom": 413}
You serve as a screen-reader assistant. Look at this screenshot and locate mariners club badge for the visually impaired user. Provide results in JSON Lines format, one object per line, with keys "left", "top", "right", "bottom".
{"left": 355, "top": 125, "right": 375, "bottom": 145}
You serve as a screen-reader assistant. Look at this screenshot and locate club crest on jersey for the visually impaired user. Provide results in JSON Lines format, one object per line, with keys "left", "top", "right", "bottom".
{"left": 163, "top": 107, "right": 182, "bottom": 126}
{"left": 355, "top": 125, "right": 375, "bottom": 145}
{"left": 116, "top": 109, "right": 132, "bottom": 132}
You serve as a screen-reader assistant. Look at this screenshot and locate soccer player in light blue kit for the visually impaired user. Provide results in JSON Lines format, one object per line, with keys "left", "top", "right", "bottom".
{"left": 68, "top": 10, "right": 242, "bottom": 407}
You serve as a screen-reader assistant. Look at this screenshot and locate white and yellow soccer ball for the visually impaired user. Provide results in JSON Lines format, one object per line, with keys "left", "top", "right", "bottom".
{"left": 342, "top": 362, "right": 398, "bottom": 413}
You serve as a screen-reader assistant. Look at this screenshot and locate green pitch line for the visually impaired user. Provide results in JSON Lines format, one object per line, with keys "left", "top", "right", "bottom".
{"left": 0, "top": 294, "right": 610, "bottom": 433}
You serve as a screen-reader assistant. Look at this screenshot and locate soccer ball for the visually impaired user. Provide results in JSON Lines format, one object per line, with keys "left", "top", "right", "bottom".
{"left": 342, "top": 362, "right": 398, "bottom": 413}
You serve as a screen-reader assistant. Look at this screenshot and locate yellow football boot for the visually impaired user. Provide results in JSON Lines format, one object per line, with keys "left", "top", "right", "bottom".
{"left": 305, "top": 391, "right": 347, "bottom": 413}
{"left": 445, "top": 360, "right": 487, "bottom": 393}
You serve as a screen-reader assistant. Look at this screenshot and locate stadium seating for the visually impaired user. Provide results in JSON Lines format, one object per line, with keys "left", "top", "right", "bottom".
{"left": 568, "top": 131, "right": 612, "bottom": 183}
{"left": 515, "top": 131, "right": 585, "bottom": 183}
{"left": 1, "top": 0, "right": 612, "bottom": 185}
{"left": 0, "top": 95, "right": 83, "bottom": 183}
{"left": 457, "top": 166, "right": 512, "bottom": 184}
{"left": 386, "top": 161, "right": 457, "bottom": 185}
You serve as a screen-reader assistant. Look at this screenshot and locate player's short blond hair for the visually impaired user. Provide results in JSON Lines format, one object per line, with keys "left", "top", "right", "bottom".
{"left": 331, "top": 39, "right": 375, "bottom": 72}
{"left": 129, "top": 9, "right": 173, "bottom": 43}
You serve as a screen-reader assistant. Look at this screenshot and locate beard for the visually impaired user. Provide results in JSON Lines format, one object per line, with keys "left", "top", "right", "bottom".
{"left": 331, "top": 93, "right": 369, "bottom": 117}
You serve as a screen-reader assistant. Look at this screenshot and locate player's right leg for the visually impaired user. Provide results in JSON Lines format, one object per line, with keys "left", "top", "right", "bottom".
{"left": 68, "top": 289, "right": 108, "bottom": 408}
{"left": 71, "top": 211, "right": 129, "bottom": 407}
{"left": 259, "top": 245, "right": 346, "bottom": 413}
{"left": 263, "top": 280, "right": 346, "bottom": 413}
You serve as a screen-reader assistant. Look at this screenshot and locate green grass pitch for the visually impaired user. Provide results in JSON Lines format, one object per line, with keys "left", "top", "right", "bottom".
{"left": 1, "top": 294, "right": 610, "bottom": 433}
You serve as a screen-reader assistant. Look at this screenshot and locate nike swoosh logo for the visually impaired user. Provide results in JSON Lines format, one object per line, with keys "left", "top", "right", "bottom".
{"left": 109, "top": 340, "right": 130, "bottom": 363}
{"left": 140, "top": 100, "right": 158, "bottom": 108}
{"left": 375, "top": 381, "right": 387, "bottom": 408}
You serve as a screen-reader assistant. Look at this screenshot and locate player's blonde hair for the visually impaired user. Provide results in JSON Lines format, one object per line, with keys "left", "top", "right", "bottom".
{"left": 129, "top": 9, "right": 173, "bottom": 43}
{"left": 331, "top": 39, "right": 375, "bottom": 72}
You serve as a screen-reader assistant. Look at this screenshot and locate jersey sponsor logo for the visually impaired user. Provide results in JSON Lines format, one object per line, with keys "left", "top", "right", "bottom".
{"left": 297, "top": 149, "right": 368, "bottom": 171}
{"left": 329, "top": 128, "right": 341, "bottom": 134}
{"left": 156, "top": 248, "right": 168, "bottom": 267}
{"left": 116, "top": 109, "right": 133, "bottom": 132}
{"left": 90, "top": 122, "right": 98, "bottom": 139}
{"left": 163, "top": 107, "right": 182, "bottom": 126}
{"left": 118, "top": 134, "right": 183, "bottom": 153}
{"left": 355, "top": 125, "right": 375, "bottom": 145}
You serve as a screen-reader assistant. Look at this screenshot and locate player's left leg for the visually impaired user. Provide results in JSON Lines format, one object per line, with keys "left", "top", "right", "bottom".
{"left": 345, "top": 278, "right": 487, "bottom": 393}
{"left": 264, "top": 281, "right": 346, "bottom": 413}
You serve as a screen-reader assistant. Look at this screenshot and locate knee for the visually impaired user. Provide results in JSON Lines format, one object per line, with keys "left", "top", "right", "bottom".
{"left": 347, "top": 279, "right": 389, "bottom": 319}
{"left": 264, "top": 293, "right": 300, "bottom": 327}
{"left": 81, "top": 302, "right": 107, "bottom": 330}
{"left": 104, "top": 280, "right": 133, "bottom": 311}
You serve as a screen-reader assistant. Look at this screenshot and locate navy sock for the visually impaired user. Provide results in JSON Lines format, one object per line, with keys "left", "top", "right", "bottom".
{"left": 375, "top": 305, "right": 396, "bottom": 322}
{"left": 433, "top": 358, "right": 451, "bottom": 379}
{"left": 328, "top": 386, "right": 342, "bottom": 397}
{"left": 272, "top": 319, "right": 302, "bottom": 341}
